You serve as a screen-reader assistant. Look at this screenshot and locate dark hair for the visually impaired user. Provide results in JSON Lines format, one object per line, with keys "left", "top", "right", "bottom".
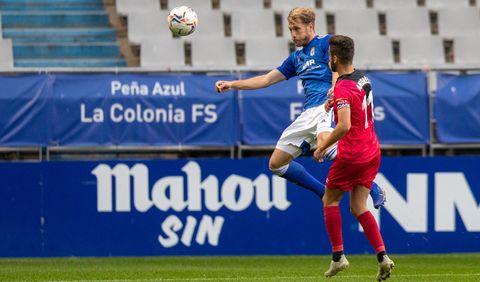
{"left": 329, "top": 35, "right": 354, "bottom": 65}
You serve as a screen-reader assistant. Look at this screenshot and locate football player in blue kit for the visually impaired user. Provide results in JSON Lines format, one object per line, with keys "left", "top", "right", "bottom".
{"left": 215, "top": 7, "right": 385, "bottom": 208}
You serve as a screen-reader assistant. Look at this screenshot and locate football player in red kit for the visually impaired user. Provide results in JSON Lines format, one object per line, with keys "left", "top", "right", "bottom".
{"left": 313, "top": 35, "right": 395, "bottom": 281}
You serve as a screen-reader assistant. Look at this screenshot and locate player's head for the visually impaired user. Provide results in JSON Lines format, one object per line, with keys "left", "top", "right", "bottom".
{"left": 287, "top": 7, "right": 316, "bottom": 47}
{"left": 328, "top": 35, "right": 354, "bottom": 72}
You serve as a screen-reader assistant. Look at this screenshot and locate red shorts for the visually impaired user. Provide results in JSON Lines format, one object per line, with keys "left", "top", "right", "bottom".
{"left": 326, "top": 153, "right": 381, "bottom": 191}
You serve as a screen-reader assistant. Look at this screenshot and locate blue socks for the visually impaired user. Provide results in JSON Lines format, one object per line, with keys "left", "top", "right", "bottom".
{"left": 281, "top": 161, "right": 325, "bottom": 199}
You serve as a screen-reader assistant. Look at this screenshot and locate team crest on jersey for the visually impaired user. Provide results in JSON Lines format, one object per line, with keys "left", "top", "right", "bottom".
{"left": 310, "top": 47, "right": 315, "bottom": 56}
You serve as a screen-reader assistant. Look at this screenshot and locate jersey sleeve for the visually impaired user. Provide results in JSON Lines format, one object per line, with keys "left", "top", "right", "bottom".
{"left": 334, "top": 82, "right": 351, "bottom": 110}
{"left": 277, "top": 53, "right": 296, "bottom": 80}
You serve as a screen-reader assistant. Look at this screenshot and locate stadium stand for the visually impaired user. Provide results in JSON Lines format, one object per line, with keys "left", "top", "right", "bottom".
{"left": 244, "top": 37, "right": 290, "bottom": 69}
{"left": 0, "top": 38, "right": 13, "bottom": 68}
{"left": 334, "top": 9, "right": 380, "bottom": 37}
{"left": 219, "top": 0, "right": 265, "bottom": 12}
{"left": 191, "top": 38, "right": 237, "bottom": 69}
{"left": 116, "top": 0, "right": 160, "bottom": 16}
{"left": 352, "top": 36, "right": 394, "bottom": 68}
{"left": 424, "top": 0, "right": 471, "bottom": 9}
{"left": 0, "top": 0, "right": 127, "bottom": 67}
{"left": 453, "top": 36, "right": 480, "bottom": 65}
{"left": 385, "top": 8, "right": 431, "bottom": 38}
{"left": 127, "top": 11, "right": 171, "bottom": 45}
{"left": 186, "top": 10, "right": 225, "bottom": 39}
{"left": 373, "top": 0, "right": 418, "bottom": 10}
{"left": 140, "top": 38, "right": 184, "bottom": 69}
{"left": 437, "top": 7, "right": 480, "bottom": 37}
{"left": 399, "top": 36, "right": 445, "bottom": 67}
{"left": 167, "top": 0, "right": 213, "bottom": 11}
{"left": 322, "top": 0, "right": 368, "bottom": 10}
{"left": 230, "top": 10, "right": 277, "bottom": 39}
{"left": 270, "top": 0, "right": 315, "bottom": 12}
{"left": 0, "top": 0, "right": 479, "bottom": 160}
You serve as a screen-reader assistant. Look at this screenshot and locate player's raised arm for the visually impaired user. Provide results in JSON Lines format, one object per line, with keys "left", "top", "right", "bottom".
{"left": 215, "top": 69, "right": 286, "bottom": 93}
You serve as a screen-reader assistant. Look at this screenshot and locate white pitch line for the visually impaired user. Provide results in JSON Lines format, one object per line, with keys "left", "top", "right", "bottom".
{"left": 11, "top": 273, "right": 480, "bottom": 282}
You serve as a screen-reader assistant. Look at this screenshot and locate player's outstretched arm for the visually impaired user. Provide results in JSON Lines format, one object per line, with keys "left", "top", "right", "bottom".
{"left": 215, "top": 69, "right": 286, "bottom": 93}
{"left": 313, "top": 107, "right": 351, "bottom": 162}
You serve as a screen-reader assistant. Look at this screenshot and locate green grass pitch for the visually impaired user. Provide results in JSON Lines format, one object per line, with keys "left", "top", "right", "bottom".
{"left": 1, "top": 254, "right": 479, "bottom": 281}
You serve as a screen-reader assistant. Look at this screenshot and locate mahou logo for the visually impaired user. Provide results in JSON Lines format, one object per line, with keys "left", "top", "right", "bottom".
{"left": 91, "top": 161, "right": 291, "bottom": 247}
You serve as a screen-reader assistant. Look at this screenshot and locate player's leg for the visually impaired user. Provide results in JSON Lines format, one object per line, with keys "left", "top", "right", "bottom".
{"left": 351, "top": 155, "right": 394, "bottom": 281}
{"left": 351, "top": 185, "right": 394, "bottom": 281}
{"left": 316, "top": 121, "right": 386, "bottom": 209}
{"left": 270, "top": 107, "right": 327, "bottom": 199}
{"left": 269, "top": 147, "right": 325, "bottom": 199}
{"left": 323, "top": 161, "right": 349, "bottom": 278}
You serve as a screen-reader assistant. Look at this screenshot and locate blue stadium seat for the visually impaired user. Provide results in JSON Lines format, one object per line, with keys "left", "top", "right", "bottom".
{"left": 0, "top": 0, "right": 127, "bottom": 67}
{"left": 0, "top": 0, "right": 104, "bottom": 11}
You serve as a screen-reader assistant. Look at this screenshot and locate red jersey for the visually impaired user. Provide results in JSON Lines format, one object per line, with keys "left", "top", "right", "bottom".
{"left": 333, "top": 70, "right": 380, "bottom": 163}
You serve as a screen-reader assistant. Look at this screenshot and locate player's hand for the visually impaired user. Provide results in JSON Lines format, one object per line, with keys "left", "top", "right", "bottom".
{"left": 324, "top": 88, "right": 334, "bottom": 111}
{"left": 324, "top": 97, "right": 334, "bottom": 112}
{"left": 215, "top": 81, "right": 232, "bottom": 93}
{"left": 327, "top": 87, "right": 334, "bottom": 97}
{"left": 313, "top": 148, "right": 325, "bottom": 163}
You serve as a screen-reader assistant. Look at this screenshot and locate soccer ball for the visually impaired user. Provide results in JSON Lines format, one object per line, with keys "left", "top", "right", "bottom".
{"left": 167, "top": 6, "right": 198, "bottom": 36}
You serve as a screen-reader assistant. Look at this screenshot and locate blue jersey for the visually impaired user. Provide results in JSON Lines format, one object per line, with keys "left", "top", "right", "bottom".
{"left": 277, "top": 34, "right": 332, "bottom": 109}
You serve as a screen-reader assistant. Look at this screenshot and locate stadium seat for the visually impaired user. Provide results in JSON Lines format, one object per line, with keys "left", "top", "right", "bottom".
{"left": 244, "top": 38, "right": 290, "bottom": 69}
{"left": 425, "top": 0, "right": 470, "bottom": 9}
{"left": 282, "top": 9, "right": 327, "bottom": 37}
{"left": 140, "top": 38, "right": 185, "bottom": 69}
{"left": 167, "top": 0, "right": 213, "bottom": 12}
{"left": 0, "top": 39, "right": 14, "bottom": 68}
{"left": 220, "top": 0, "right": 265, "bottom": 12}
{"left": 351, "top": 36, "right": 394, "bottom": 68}
{"left": 231, "top": 10, "right": 277, "bottom": 39}
{"left": 386, "top": 8, "right": 430, "bottom": 38}
{"left": 128, "top": 11, "right": 172, "bottom": 45}
{"left": 334, "top": 9, "right": 380, "bottom": 37}
{"left": 116, "top": 0, "right": 160, "bottom": 16}
{"left": 190, "top": 38, "right": 237, "bottom": 69}
{"left": 453, "top": 36, "right": 480, "bottom": 65}
{"left": 437, "top": 7, "right": 480, "bottom": 37}
{"left": 187, "top": 10, "right": 225, "bottom": 40}
{"left": 399, "top": 36, "right": 445, "bottom": 67}
{"left": 373, "top": 0, "right": 418, "bottom": 10}
{"left": 322, "top": 0, "right": 367, "bottom": 11}
{"left": 270, "top": 0, "right": 316, "bottom": 12}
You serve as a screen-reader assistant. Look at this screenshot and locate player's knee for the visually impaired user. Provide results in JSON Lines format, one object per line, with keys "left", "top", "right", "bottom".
{"left": 268, "top": 159, "right": 289, "bottom": 176}
{"left": 350, "top": 206, "right": 358, "bottom": 217}
{"left": 350, "top": 205, "right": 366, "bottom": 217}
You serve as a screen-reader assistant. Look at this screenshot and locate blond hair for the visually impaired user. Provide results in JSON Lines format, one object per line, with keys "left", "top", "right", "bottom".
{"left": 287, "top": 7, "right": 315, "bottom": 25}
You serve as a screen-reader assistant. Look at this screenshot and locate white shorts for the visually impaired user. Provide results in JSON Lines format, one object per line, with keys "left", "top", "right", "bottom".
{"left": 276, "top": 104, "right": 333, "bottom": 158}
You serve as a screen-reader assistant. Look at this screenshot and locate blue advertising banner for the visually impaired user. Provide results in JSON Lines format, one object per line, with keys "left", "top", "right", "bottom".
{"left": 0, "top": 74, "right": 238, "bottom": 146}
{"left": 1, "top": 157, "right": 479, "bottom": 257}
{"left": 368, "top": 71, "right": 430, "bottom": 144}
{"left": 240, "top": 74, "right": 304, "bottom": 145}
{"left": 0, "top": 74, "right": 51, "bottom": 146}
{"left": 239, "top": 71, "right": 430, "bottom": 146}
{"left": 436, "top": 73, "right": 480, "bottom": 143}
